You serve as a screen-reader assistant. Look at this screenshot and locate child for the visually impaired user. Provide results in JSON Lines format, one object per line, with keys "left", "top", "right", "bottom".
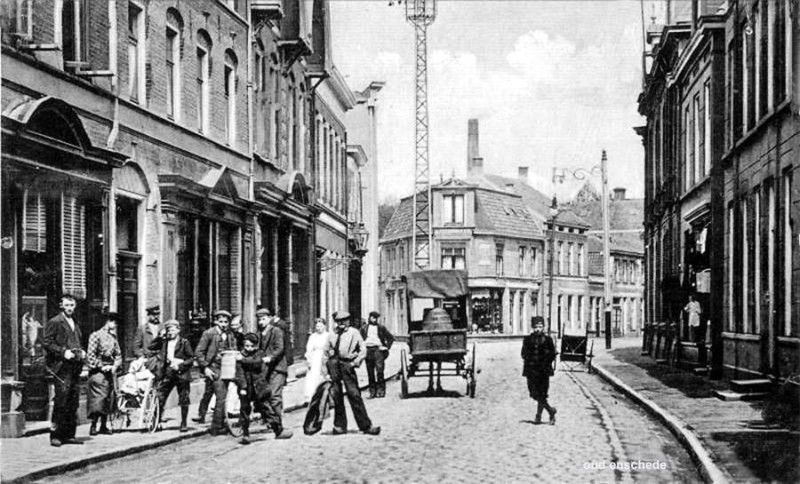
{"left": 234, "top": 333, "right": 270, "bottom": 444}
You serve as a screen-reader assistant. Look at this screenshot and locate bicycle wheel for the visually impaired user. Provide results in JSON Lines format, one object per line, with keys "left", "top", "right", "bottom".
{"left": 141, "top": 390, "right": 161, "bottom": 433}
{"left": 108, "top": 394, "right": 129, "bottom": 431}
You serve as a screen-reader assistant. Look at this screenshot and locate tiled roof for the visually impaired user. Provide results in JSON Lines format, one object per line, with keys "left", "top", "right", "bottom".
{"left": 483, "top": 174, "right": 591, "bottom": 229}
{"left": 569, "top": 198, "right": 644, "bottom": 232}
{"left": 379, "top": 179, "right": 543, "bottom": 242}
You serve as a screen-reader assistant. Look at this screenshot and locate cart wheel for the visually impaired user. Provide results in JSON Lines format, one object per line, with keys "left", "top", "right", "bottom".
{"left": 108, "top": 394, "right": 128, "bottom": 431}
{"left": 400, "top": 349, "right": 409, "bottom": 399}
{"left": 142, "top": 390, "right": 161, "bottom": 433}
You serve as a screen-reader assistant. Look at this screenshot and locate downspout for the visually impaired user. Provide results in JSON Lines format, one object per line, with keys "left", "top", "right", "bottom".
{"left": 246, "top": 5, "right": 256, "bottom": 328}
{"left": 106, "top": 0, "right": 119, "bottom": 149}
{"left": 105, "top": 0, "right": 119, "bottom": 313}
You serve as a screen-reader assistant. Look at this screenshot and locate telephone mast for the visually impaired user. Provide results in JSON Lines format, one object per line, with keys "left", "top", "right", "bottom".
{"left": 394, "top": 0, "right": 436, "bottom": 269}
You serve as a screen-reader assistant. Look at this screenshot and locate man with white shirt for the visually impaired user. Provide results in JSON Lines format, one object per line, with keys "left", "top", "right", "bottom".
{"left": 149, "top": 320, "right": 194, "bottom": 432}
{"left": 43, "top": 294, "right": 86, "bottom": 447}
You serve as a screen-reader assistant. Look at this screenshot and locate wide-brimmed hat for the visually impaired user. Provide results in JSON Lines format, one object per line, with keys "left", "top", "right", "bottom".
{"left": 332, "top": 311, "right": 351, "bottom": 322}
{"left": 213, "top": 309, "right": 232, "bottom": 319}
{"left": 146, "top": 305, "right": 161, "bottom": 315}
{"left": 104, "top": 311, "right": 120, "bottom": 322}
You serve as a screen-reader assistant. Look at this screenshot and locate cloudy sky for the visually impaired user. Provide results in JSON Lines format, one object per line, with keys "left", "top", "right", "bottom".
{"left": 329, "top": 0, "right": 656, "bottom": 202}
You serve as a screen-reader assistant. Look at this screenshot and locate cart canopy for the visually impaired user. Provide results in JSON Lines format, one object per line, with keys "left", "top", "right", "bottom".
{"left": 404, "top": 270, "right": 469, "bottom": 299}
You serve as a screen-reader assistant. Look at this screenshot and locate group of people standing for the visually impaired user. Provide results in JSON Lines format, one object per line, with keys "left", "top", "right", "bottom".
{"left": 41, "top": 293, "right": 394, "bottom": 447}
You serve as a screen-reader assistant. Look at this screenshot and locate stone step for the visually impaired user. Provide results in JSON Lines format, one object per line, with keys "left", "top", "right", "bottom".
{"left": 731, "top": 378, "right": 772, "bottom": 394}
{"left": 714, "top": 390, "right": 771, "bottom": 401}
{"left": 693, "top": 367, "right": 709, "bottom": 375}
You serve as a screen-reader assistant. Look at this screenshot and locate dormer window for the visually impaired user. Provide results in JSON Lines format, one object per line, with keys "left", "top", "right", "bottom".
{"left": 443, "top": 194, "right": 464, "bottom": 224}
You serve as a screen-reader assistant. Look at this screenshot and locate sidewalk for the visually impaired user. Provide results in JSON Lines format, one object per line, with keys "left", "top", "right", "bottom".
{"left": 591, "top": 336, "right": 799, "bottom": 484}
{"left": 0, "top": 344, "right": 406, "bottom": 483}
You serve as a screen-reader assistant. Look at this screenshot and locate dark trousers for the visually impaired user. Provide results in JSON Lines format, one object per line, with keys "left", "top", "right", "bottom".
{"left": 262, "top": 372, "right": 286, "bottom": 433}
{"left": 239, "top": 393, "right": 265, "bottom": 437}
{"left": 526, "top": 375, "right": 554, "bottom": 416}
{"left": 209, "top": 377, "right": 229, "bottom": 432}
{"left": 365, "top": 347, "right": 386, "bottom": 396}
{"left": 197, "top": 377, "right": 214, "bottom": 417}
{"left": 156, "top": 370, "right": 190, "bottom": 413}
{"left": 51, "top": 368, "right": 81, "bottom": 441}
{"left": 327, "top": 359, "right": 372, "bottom": 431}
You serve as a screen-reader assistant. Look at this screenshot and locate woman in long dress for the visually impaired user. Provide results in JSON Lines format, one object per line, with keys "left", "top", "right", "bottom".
{"left": 304, "top": 318, "right": 329, "bottom": 401}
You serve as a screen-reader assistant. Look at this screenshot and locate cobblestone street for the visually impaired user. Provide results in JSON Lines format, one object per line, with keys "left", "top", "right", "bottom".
{"left": 34, "top": 341, "right": 699, "bottom": 483}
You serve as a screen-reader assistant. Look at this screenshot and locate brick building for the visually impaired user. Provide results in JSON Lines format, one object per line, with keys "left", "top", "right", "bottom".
{"left": 638, "top": 0, "right": 798, "bottom": 379}
{"left": 0, "top": 0, "right": 381, "bottom": 435}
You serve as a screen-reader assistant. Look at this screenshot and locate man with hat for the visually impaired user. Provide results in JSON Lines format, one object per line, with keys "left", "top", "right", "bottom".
{"left": 255, "top": 308, "right": 293, "bottom": 439}
{"left": 325, "top": 311, "right": 380, "bottom": 436}
{"left": 134, "top": 305, "right": 162, "bottom": 372}
{"left": 86, "top": 311, "right": 122, "bottom": 436}
{"left": 195, "top": 309, "right": 237, "bottom": 435}
{"left": 149, "top": 319, "right": 194, "bottom": 432}
{"left": 360, "top": 311, "right": 394, "bottom": 398}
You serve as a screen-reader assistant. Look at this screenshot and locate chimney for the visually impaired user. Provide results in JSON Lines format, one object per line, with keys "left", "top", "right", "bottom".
{"left": 613, "top": 187, "right": 626, "bottom": 201}
{"left": 467, "top": 119, "right": 480, "bottom": 176}
{"left": 518, "top": 166, "right": 529, "bottom": 184}
{"left": 471, "top": 157, "right": 484, "bottom": 176}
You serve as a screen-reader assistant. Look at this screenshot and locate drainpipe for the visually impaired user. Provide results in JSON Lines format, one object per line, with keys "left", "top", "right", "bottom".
{"left": 106, "top": 0, "right": 119, "bottom": 313}
{"left": 106, "top": 0, "right": 119, "bottom": 149}
{"left": 247, "top": 6, "right": 255, "bottom": 203}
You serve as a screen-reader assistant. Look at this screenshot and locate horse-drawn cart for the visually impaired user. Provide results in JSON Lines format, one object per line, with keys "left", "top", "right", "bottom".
{"left": 399, "top": 270, "right": 476, "bottom": 398}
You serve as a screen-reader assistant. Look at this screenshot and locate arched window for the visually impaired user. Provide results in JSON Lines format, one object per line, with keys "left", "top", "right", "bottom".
{"left": 196, "top": 30, "right": 212, "bottom": 134}
{"left": 224, "top": 49, "right": 238, "bottom": 146}
{"left": 165, "top": 9, "right": 184, "bottom": 121}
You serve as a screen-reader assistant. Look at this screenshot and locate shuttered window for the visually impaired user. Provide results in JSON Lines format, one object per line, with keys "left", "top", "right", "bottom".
{"left": 23, "top": 189, "right": 47, "bottom": 253}
{"left": 62, "top": 195, "right": 86, "bottom": 299}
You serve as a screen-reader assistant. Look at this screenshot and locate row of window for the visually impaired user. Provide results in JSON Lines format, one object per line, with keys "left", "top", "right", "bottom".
{"left": 727, "top": 169, "right": 794, "bottom": 336}
{"left": 547, "top": 240, "right": 586, "bottom": 277}
{"left": 315, "top": 118, "right": 347, "bottom": 211}
{"left": 614, "top": 258, "right": 643, "bottom": 285}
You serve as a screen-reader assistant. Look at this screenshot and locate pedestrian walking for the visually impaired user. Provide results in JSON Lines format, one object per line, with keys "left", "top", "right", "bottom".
{"left": 42, "top": 294, "right": 86, "bottom": 446}
{"left": 325, "top": 311, "right": 381, "bottom": 436}
{"left": 304, "top": 318, "right": 330, "bottom": 401}
{"left": 521, "top": 316, "right": 557, "bottom": 425}
{"left": 133, "top": 306, "right": 162, "bottom": 373}
{"left": 149, "top": 320, "right": 194, "bottom": 432}
{"left": 256, "top": 308, "right": 293, "bottom": 439}
{"left": 234, "top": 333, "right": 270, "bottom": 445}
{"left": 86, "top": 311, "right": 122, "bottom": 436}
{"left": 360, "top": 311, "right": 394, "bottom": 398}
{"left": 683, "top": 294, "right": 702, "bottom": 342}
{"left": 195, "top": 309, "right": 237, "bottom": 435}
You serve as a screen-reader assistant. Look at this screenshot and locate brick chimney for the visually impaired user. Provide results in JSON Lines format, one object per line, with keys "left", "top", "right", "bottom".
{"left": 613, "top": 187, "right": 626, "bottom": 200}
{"left": 518, "top": 166, "right": 529, "bottom": 184}
{"left": 467, "top": 119, "right": 481, "bottom": 176}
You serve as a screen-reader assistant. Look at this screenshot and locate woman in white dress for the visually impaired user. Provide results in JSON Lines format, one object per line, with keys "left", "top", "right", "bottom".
{"left": 304, "top": 318, "right": 329, "bottom": 401}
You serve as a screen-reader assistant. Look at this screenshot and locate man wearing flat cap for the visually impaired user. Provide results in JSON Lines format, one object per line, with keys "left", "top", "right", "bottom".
{"left": 360, "top": 311, "right": 394, "bottom": 399}
{"left": 195, "top": 309, "right": 236, "bottom": 435}
{"left": 255, "top": 308, "right": 293, "bottom": 439}
{"left": 149, "top": 319, "right": 194, "bottom": 432}
{"left": 133, "top": 305, "right": 162, "bottom": 373}
{"left": 324, "top": 311, "right": 380, "bottom": 436}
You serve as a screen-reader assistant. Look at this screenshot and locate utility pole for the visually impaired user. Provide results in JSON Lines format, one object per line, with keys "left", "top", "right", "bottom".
{"left": 601, "top": 150, "right": 613, "bottom": 349}
{"left": 547, "top": 196, "right": 559, "bottom": 337}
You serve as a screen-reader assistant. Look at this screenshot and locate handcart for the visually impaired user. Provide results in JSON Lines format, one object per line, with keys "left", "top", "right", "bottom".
{"left": 399, "top": 270, "right": 477, "bottom": 398}
{"left": 108, "top": 359, "right": 161, "bottom": 433}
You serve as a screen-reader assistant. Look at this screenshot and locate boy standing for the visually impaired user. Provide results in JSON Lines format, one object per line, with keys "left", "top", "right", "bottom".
{"left": 235, "top": 333, "right": 269, "bottom": 445}
{"left": 521, "top": 316, "right": 557, "bottom": 425}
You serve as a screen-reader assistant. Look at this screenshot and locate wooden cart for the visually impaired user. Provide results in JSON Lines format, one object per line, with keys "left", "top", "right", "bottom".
{"left": 399, "top": 270, "right": 477, "bottom": 398}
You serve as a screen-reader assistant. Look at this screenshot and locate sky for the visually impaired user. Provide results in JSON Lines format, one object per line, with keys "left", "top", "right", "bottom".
{"left": 329, "top": 0, "right": 656, "bottom": 203}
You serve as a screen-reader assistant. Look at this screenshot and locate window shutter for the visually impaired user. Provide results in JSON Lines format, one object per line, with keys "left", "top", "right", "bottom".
{"left": 62, "top": 195, "right": 87, "bottom": 299}
{"left": 145, "top": 61, "right": 153, "bottom": 103}
{"left": 23, "top": 189, "right": 47, "bottom": 253}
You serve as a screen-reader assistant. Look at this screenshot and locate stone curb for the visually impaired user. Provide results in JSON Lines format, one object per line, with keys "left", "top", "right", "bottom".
{"left": 591, "top": 361, "right": 729, "bottom": 484}
{"left": 4, "top": 373, "right": 402, "bottom": 484}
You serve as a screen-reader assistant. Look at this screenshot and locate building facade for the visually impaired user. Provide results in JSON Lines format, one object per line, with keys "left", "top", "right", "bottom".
{"left": 639, "top": 0, "right": 799, "bottom": 379}
{"left": 0, "top": 0, "right": 381, "bottom": 435}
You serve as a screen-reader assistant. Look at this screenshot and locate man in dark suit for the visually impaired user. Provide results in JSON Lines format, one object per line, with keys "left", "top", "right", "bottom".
{"left": 195, "top": 309, "right": 236, "bottom": 435}
{"left": 256, "top": 308, "right": 292, "bottom": 439}
{"left": 149, "top": 319, "right": 194, "bottom": 432}
{"left": 360, "top": 311, "right": 394, "bottom": 398}
{"left": 521, "top": 316, "right": 557, "bottom": 425}
{"left": 133, "top": 305, "right": 161, "bottom": 372}
{"left": 42, "top": 294, "right": 86, "bottom": 446}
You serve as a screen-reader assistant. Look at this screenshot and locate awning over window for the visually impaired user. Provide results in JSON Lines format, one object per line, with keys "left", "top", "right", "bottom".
{"left": 404, "top": 270, "right": 469, "bottom": 299}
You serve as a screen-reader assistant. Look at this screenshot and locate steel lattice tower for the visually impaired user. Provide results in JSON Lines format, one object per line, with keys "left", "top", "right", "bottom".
{"left": 405, "top": 0, "right": 436, "bottom": 270}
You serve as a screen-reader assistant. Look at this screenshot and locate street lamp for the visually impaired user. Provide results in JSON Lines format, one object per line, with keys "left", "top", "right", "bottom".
{"left": 547, "top": 196, "right": 558, "bottom": 338}
{"left": 552, "top": 150, "right": 613, "bottom": 349}
{"left": 318, "top": 222, "right": 370, "bottom": 272}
